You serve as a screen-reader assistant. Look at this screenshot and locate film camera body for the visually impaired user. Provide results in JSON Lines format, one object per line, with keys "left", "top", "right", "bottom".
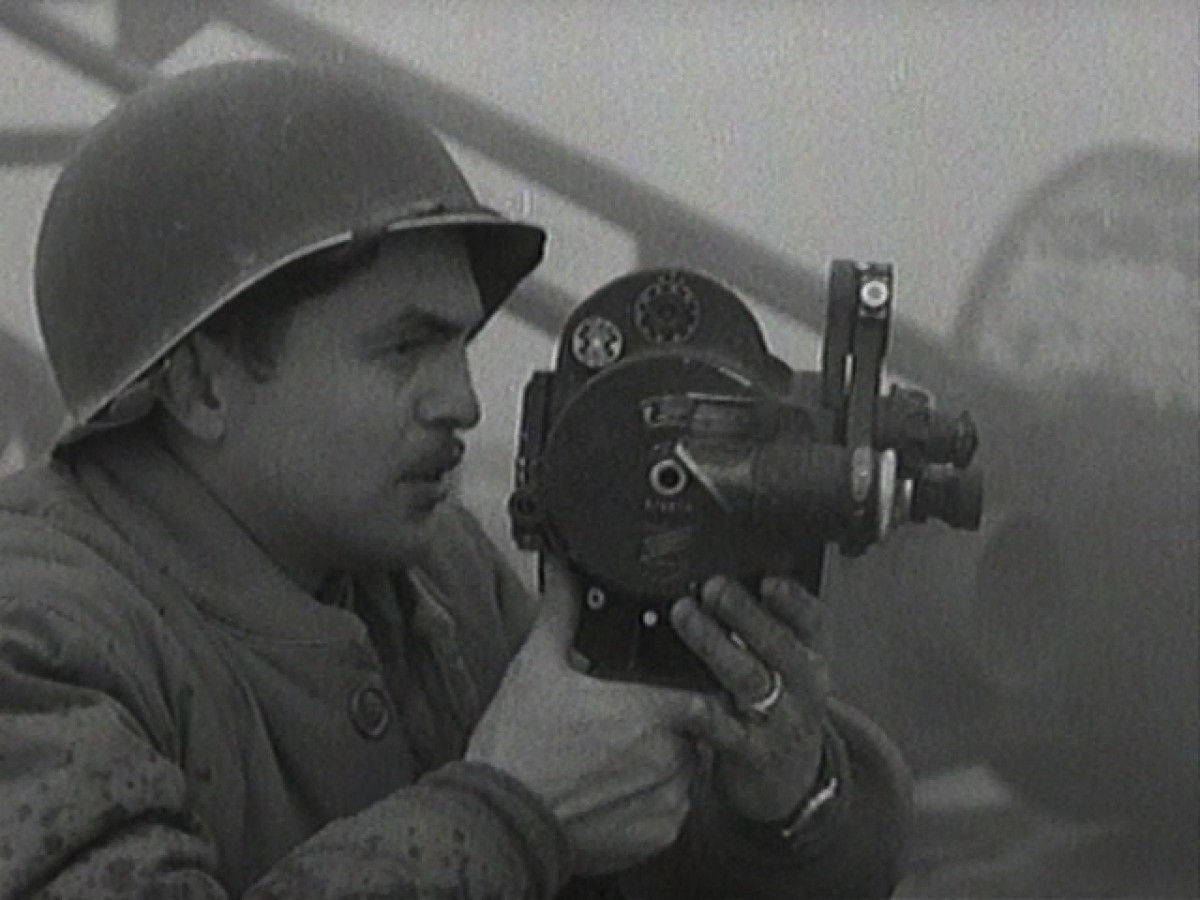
{"left": 510, "top": 263, "right": 982, "bottom": 690}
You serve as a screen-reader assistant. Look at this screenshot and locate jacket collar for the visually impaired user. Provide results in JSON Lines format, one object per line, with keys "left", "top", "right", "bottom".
{"left": 75, "top": 430, "right": 377, "bottom": 644}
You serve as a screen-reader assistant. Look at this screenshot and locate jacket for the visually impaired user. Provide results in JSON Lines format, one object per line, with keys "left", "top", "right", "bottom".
{"left": 0, "top": 430, "right": 911, "bottom": 898}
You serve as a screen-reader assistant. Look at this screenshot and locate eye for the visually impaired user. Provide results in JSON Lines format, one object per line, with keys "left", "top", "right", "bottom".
{"left": 381, "top": 329, "right": 441, "bottom": 356}
{"left": 378, "top": 329, "right": 462, "bottom": 366}
{"left": 385, "top": 337, "right": 427, "bottom": 356}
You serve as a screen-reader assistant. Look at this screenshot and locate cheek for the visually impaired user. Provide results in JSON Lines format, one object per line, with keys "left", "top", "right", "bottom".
{"left": 243, "top": 365, "right": 415, "bottom": 486}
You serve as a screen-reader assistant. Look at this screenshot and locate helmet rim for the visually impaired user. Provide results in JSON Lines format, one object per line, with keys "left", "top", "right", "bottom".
{"left": 52, "top": 207, "right": 545, "bottom": 446}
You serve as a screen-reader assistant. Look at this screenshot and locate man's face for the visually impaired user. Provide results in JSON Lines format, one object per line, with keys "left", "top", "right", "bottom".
{"left": 212, "top": 229, "right": 484, "bottom": 585}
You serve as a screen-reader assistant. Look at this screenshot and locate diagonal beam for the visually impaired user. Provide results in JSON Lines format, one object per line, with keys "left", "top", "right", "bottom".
{"left": 210, "top": 2, "right": 823, "bottom": 304}
{"left": 0, "top": 2, "right": 153, "bottom": 94}
{"left": 117, "top": 0, "right": 213, "bottom": 65}
{"left": 0, "top": 0, "right": 1027, "bottom": 409}
{"left": 211, "top": 0, "right": 999, "bottom": 402}
{"left": 0, "top": 126, "right": 84, "bottom": 166}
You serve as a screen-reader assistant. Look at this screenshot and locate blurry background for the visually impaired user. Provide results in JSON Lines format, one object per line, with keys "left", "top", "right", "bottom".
{"left": 1, "top": 2, "right": 1196, "bottom": 895}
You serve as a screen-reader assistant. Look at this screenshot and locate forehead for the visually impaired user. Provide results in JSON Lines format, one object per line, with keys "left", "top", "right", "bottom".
{"left": 303, "top": 228, "right": 482, "bottom": 334}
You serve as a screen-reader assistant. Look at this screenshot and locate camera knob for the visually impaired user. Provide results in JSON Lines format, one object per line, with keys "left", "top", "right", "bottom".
{"left": 947, "top": 412, "right": 980, "bottom": 469}
{"left": 911, "top": 465, "right": 983, "bottom": 531}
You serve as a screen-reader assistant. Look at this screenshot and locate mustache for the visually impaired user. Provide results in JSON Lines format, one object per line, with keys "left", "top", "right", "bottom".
{"left": 403, "top": 436, "right": 466, "bottom": 481}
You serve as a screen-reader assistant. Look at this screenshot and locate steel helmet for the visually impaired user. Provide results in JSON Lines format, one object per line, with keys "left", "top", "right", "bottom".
{"left": 35, "top": 59, "right": 546, "bottom": 444}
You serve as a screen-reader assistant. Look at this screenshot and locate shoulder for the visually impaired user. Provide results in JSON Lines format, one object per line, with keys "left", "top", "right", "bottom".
{"left": 0, "top": 460, "right": 178, "bottom": 747}
{"left": 0, "top": 458, "right": 151, "bottom": 603}
{"left": 0, "top": 456, "right": 98, "bottom": 527}
{"left": 0, "top": 459, "right": 131, "bottom": 598}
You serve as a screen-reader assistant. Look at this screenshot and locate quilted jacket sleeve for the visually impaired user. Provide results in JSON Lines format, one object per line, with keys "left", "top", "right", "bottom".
{"left": 0, "top": 590, "right": 569, "bottom": 900}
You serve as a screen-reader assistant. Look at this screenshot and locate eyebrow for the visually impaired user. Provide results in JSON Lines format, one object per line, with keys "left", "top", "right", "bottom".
{"left": 358, "top": 308, "right": 474, "bottom": 348}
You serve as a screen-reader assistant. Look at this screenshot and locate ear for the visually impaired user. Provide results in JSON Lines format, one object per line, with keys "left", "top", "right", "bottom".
{"left": 157, "top": 335, "right": 233, "bottom": 443}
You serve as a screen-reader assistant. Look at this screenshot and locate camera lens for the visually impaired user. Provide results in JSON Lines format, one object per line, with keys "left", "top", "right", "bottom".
{"left": 912, "top": 465, "right": 983, "bottom": 530}
{"left": 649, "top": 458, "right": 688, "bottom": 496}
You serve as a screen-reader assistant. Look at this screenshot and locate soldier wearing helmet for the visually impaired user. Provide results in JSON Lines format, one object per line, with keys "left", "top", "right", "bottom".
{"left": 0, "top": 61, "right": 909, "bottom": 898}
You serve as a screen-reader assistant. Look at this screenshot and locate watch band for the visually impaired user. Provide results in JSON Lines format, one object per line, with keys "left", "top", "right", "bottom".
{"left": 775, "top": 722, "right": 848, "bottom": 842}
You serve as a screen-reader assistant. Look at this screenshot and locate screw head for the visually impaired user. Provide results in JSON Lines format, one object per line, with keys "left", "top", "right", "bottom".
{"left": 860, "top": 279, "right": 890, "bottom": 309}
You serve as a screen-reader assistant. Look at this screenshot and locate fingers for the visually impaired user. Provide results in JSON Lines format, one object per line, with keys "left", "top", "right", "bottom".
{"left": 699, "top": 577, "right": 800, "bottom": 674}
{"left": 527, "top": 556, "right": 582, "bottom": 654}
{"left": 757, "top": 577, "right": 833, "bottom": 695}
{"left": 628, "top": 738, "right": 696, "bottom": 801}
{"left": 641, "top": 765, "right": 693, "bottom": 826}
{"left": 671, "top": 687, "right": 748, "bottom": 753}
{"left": 671, "top": 595, "right": 778, "bottom": 705}
{"left": 625, "top": 680, "right": 748, "bottom": 755}
{"left": 759, "top": 576, "right": 825, "bottom": 647}
{"left": 555, "top": 727, "right": 694, "bottom": 821}
{"left": 671, "top": 577, "right": 833, "bottom": 715}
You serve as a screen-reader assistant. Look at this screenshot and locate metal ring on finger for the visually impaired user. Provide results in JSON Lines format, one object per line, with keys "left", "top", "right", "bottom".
{"left": 739, "top": 667, "right": 784, "bottom": 721}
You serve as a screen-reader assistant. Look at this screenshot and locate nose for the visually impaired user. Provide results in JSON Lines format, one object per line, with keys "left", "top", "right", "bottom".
{"left": 416, "top": 340, "right": 481, "bottom": 431}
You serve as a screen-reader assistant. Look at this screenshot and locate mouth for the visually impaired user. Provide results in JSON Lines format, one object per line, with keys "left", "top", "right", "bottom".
{"left": 403, "top": 437, "right": 466, "bottom": 484}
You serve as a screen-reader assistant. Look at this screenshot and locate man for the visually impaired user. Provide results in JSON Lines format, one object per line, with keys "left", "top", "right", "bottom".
{"left": 0, "top": 60, "right": 910, "bottom": 898}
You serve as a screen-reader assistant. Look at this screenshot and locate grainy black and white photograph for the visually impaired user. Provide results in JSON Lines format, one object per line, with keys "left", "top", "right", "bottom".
{"left": 0, "top": 2, "right": 1196, "bottom": 897}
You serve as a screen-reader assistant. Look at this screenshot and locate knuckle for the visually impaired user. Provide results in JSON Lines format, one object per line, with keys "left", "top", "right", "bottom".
{"left": 703, "top": 575, "right": 742, "bottom": 612}
{"left": 765, "top": 577, "right": 806, "bottom": 609}
{"left": 652, "top": 822, "right": 683, "bottom": 852}
{"left": 692, "top": 621, "right": 725, "bottom": 658}
{"left": 685, "top": 693, "right": 711, "bottom": 724}
{"left": 701, "top": 575, "right": 726, "bottom": 603}
{"left": 678, "top": 604, "right": 712, "bottom": 643}
{"left": 712, "top": 577, "right": 738, "bottom": 609}
{"left": 669, "top": 804, "right": 690, "bottom": 836}
{"left": 772, "top": 575, "right": 809, "bottom": 600}
{"left": 661, "top": 775, "right": 688, "bottom": 808}
{"left": 637, "top": 817, "right": 683, "bottom": 854}
{"left": 664, "top": 798, "right": 691, "bottom": 834}
{"left": 733, "top": 666, "right": 767, "bottom": 700}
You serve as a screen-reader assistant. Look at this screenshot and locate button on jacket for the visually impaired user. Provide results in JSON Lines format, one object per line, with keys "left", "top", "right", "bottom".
{"left": 0, "top": 430, "right": 911, "bottom": 898}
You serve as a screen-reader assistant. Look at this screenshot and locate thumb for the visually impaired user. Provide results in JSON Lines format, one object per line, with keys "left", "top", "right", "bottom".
{"left": 657, "top": 687, "right": 748, "bottom": 753}
{"left": 523, "top": 556, "right": 582, "bottom": 658}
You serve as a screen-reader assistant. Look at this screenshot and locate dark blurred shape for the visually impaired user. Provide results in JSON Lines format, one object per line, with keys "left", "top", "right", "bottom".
{"left": 116, "top": 0, "right": 210, "bottom": 65}
{"left": 910, "top": 464, "right": 983, "bottom": 531}
{"left": 835, "top": 145, "right": 1197, "bottom": 877}
{"left": 0, "top": 127, "right": 86, "bottom": 168}
{"left": 0, "top": 2, "right": 152, "bottom": 94}
{"left": 953, "top": 144, "right": 1198, "bottom": 829}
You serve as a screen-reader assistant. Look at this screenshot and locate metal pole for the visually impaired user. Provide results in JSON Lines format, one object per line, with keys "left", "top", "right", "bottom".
{"left": 0, "top": 127, "right": 85, "bottom": 167}
{"left": 211, "top": 0, "right": 991, "bottom": 402}
{"left": 116, "top": 0, "right": 211, "bottom": 65}
{"left": 0, "top": 2, "right": 153, "bottom": 95}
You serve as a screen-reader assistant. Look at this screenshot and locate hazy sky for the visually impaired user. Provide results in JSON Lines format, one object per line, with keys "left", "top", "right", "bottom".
{"left": 3, "top": 0, "right": 1196, "bottom": 348}
{"left": 0, "top": 0, "right": 1196, "bottom": 490}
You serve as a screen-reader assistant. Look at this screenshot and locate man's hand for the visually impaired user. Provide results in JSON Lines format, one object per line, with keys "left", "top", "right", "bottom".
{"left": 466, "top": 561, "right": 730, "bottom": 876}
{"left": 670, "top": 575, "right": 832, "bottom": 824}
